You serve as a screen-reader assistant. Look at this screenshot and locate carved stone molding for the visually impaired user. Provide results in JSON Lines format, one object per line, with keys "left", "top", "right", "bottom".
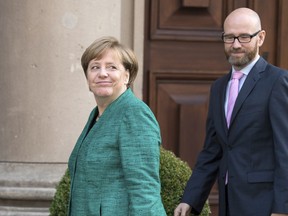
{"left": 0, "top": 163, "right": 67, "bottom": 216}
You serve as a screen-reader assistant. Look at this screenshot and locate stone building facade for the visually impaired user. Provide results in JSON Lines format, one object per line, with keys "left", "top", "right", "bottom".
{"left": 0, "top": 1, "right": 144, "bottom": 215}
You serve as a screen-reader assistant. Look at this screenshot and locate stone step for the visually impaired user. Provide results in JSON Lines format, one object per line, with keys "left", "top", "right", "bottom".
{"left": 0, "top": 162, "right": 67, "bottom": 216}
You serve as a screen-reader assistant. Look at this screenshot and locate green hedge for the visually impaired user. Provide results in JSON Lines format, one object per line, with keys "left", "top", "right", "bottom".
{"left": 50, "top": 147, "right": 210, "bottom": 216}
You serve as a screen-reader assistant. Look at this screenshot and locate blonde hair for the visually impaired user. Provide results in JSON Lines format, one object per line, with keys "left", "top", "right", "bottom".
{"left": 81, "top": 36, "right": 138, "bottom": 87}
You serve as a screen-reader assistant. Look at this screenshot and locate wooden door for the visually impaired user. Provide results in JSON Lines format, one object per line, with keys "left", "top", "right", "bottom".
{"left": 144, "top": 0, "right": 288, "bottom": 215}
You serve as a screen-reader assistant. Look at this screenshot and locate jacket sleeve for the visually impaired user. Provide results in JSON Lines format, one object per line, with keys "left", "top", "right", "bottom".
{"left": 270, "top": 71, "right": 288, "bottom": 213}
{"left": 181, "top": 82, "right": 222, "bottom": 213}
{"left": 118, "top": 103, "right": 167, "bottom": 216}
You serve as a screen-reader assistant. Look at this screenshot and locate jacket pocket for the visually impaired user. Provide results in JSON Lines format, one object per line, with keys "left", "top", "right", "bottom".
{"left": 247, "top": 170, "right": 274, "bottom": 183}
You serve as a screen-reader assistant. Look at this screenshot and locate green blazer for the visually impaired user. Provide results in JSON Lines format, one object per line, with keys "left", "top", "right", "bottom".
{"left": 68, "top": 89, "right": 166, "bottom": 216}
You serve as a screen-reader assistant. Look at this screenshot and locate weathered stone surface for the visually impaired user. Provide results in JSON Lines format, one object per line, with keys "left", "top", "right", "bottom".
{"left": 0, "top": 163, "right": 67, "bottom": 216}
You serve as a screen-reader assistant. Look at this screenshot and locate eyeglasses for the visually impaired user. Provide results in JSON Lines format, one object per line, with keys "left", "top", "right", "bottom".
{"left": 222, "top": 30, "right": 262, "bottom": 44}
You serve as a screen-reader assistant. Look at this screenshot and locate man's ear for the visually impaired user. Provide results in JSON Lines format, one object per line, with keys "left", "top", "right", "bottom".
{"left": 258, "top": 30, "right": 266, "bottom": 47}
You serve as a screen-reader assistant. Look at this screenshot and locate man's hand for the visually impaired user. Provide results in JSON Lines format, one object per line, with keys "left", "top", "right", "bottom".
{"left": 174, "top": 203, "right": 191, "bottom": 216}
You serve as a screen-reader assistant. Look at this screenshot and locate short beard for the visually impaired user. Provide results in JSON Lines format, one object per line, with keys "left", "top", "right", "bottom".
{"left": 225, "top": 45, "right": 258, "bottom": 68}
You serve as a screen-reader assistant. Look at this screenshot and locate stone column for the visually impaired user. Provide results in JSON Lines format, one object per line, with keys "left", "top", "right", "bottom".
{"left": 0, "top": 0, "right": 144, "bottom": 215}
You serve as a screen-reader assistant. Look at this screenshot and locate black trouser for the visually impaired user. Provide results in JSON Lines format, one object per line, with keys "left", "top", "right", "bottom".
{"left": 225, "top": 185, "right": 230, "bottom": 216}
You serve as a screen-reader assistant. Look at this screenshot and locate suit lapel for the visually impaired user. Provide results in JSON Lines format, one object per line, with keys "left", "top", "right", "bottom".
{"left": 220, "top": 73, "right": 231, "bottom": 134}
{"left": 69, "top": 107, "right": 97, "bottom": 183}
{"left": 229, "top": 57, "right": 267, "bottom": 127}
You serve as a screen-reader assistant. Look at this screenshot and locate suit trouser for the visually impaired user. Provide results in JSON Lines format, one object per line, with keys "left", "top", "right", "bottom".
{"left": 225, "top": 185, "right": 230, "bottom": 216}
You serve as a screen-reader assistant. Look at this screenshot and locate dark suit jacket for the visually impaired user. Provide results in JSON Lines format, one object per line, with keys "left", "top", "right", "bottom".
{"left": 182, "top": 57, "right": 288, "bottom": 216}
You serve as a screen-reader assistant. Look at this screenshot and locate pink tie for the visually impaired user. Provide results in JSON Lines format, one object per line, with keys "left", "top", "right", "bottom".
{"left": 225, "top": 71, "right": 243, "bottom": 184}
{"left": 226, "top": 71, "right": 244, "bottom": 127}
